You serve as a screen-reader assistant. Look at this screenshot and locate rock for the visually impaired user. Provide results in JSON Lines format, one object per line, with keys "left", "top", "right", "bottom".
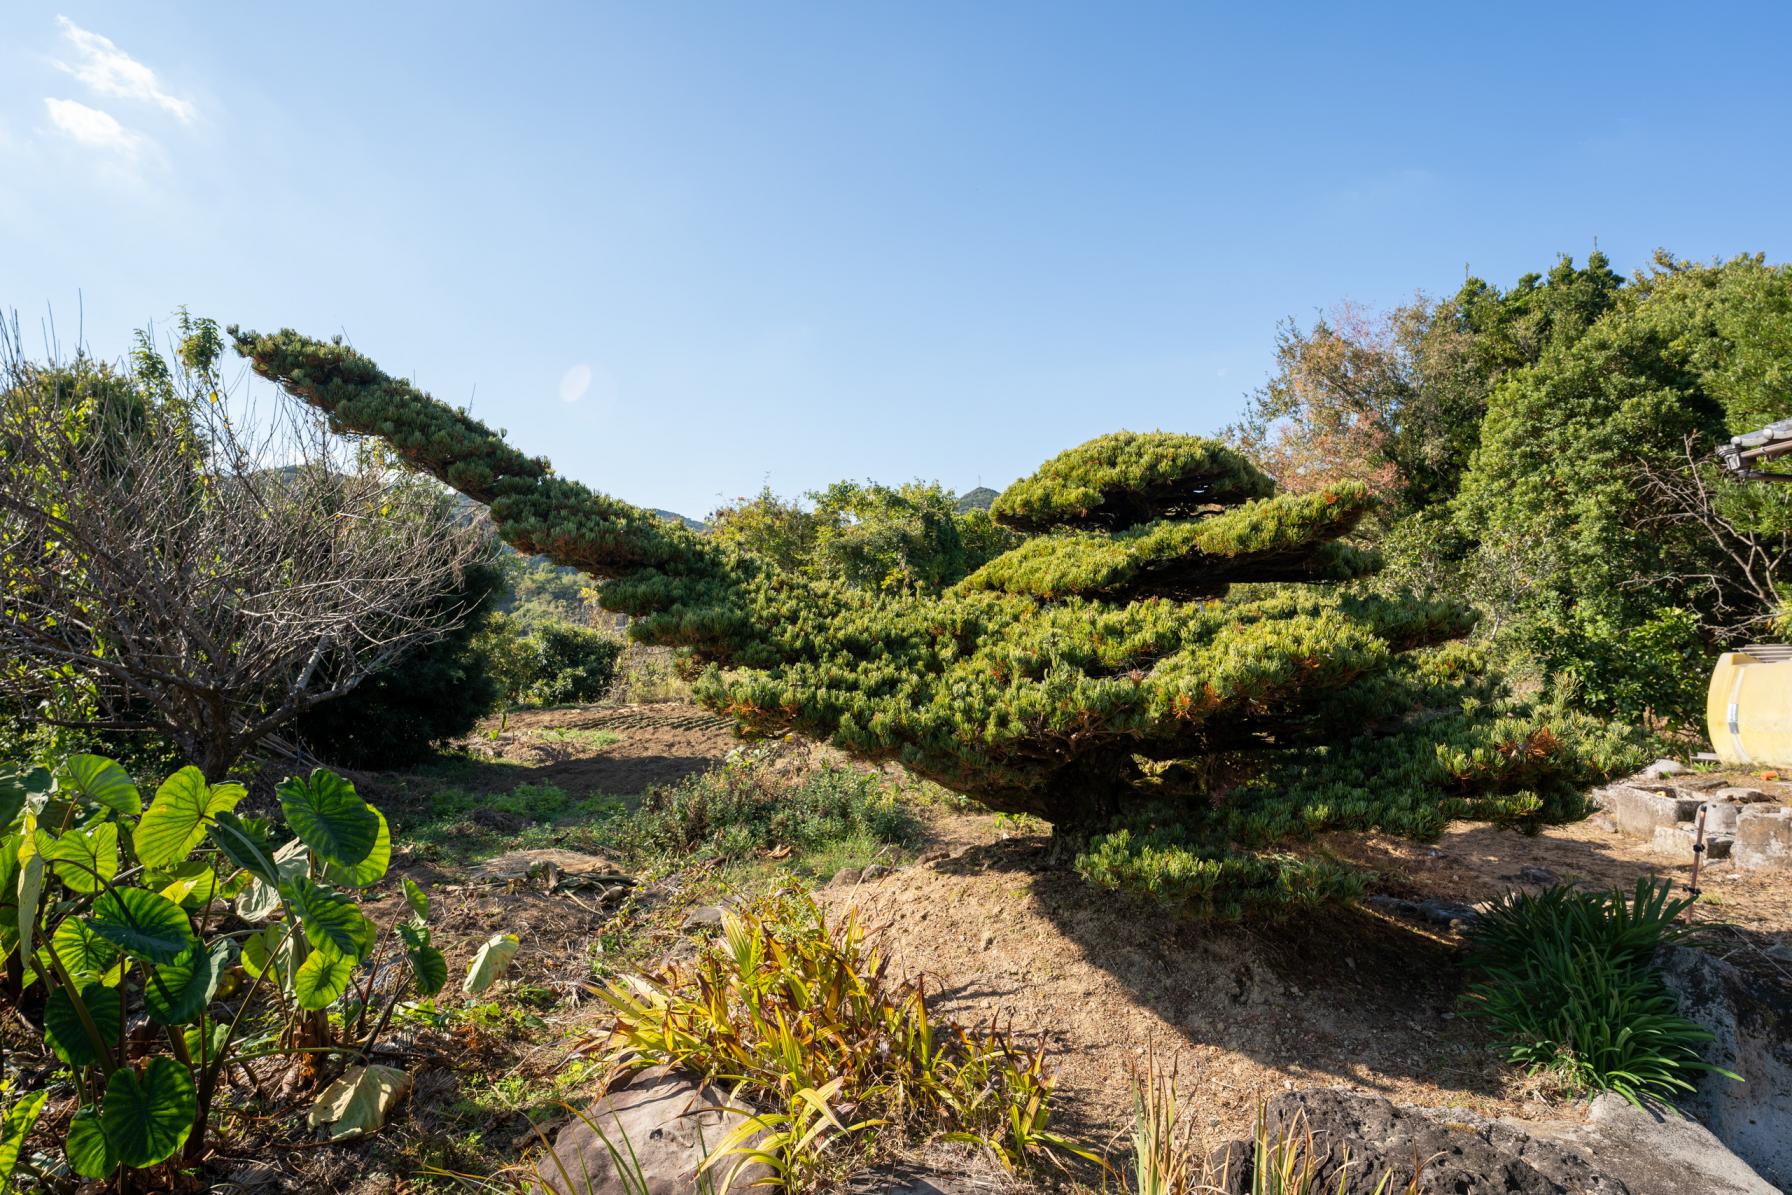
{"left": 1210, "top": 1087, "right": 1780, "bottom": 1195}
{"left": 1734, "top": 806, "right": 1792, "bottom": 870}
{"left": 1207, "top": 1089, "right": 1625, "bottom": 1194}
{"left": 1560, "top": 1093, "right": 1781, "bottom": 1195}
{"left": 1713, "top": 786, "right": 1772, "bottom": 803}
{"left": 1366, "top": 895, "right": 1479, "bottom": 929}
{"left": 1519, "top": 866, "right": 1560, "bottom": 885}
{"left": 534, "top": 1066, "right": 771, "bottom": 1195}
{"left": 469, "top": 849, "right": 633, "bottom": 889}
{"left": 1704, "top": 801, "right": 1744, "bottom": 835}
{"left": 861, "top": 864, "right": 890, "bottom": 881}
{"left": 1657, "top": 945, "right": 1792, "bottom": 1190}
{"left": 1642, "top": 759, "right": 1689, "bottom": 778}
{"left": 680, "top": 905, "right": 726, "bottom": 931}
{"left": 827, "top": 867, "right": 863, "bottom": 888}
{"left": 1605, "top": 786, "right": 1705, "bottom": 841}
{"left": 1652, "top": 823, "right": 1732, "bottom": 860}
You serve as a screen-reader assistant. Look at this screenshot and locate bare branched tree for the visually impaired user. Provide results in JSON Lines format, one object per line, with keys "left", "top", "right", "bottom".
{"left": 1632, "top": 433, "right": 1792, "bottom": 637}
{"left": 0, "top": 316, "right": 491, "bottom": 775}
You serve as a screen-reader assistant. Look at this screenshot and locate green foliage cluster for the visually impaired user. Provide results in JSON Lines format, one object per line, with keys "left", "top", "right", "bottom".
{"left": 1462, "top": 879, "right": 1732, "bottom": 1106}
{"left": 476, "top": 612, "right": 625, "bottom": 708}
{"left": 229, "top": 327, "right": 1639, "bottom": 919}
{"left": 295, "top": 561, "right": 507, "bottom": 767}
{"left": 710, "top": 478, "right": 1017, "bottom": 594}
{"left": 596, "top": 894, "right": 1089, "bottom": 1190}
{"left": 1236, "top": 251, "right": 1792, "bottom": 724}
{"left": 0, "top": 753, "right": 481, "bottom": 1182}
{"left": 619, "top": 751, "right": 918, "bottom": 863}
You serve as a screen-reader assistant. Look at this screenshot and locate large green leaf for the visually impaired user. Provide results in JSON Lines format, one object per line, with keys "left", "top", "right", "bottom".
{"left": 307, "top": 1064, "right": 412, "bottom": 1141}
{"left": 0, "top": 1089, "right": 49, "bottom": 1185}
{"left": 323, "top": 808, "right": 390, "bottom": 888}
{"left": 16, "top": 852, "right": 43, "bottom": 969}
{"left": 397, "top": 923, "right": 447, "bottom": 995}
{"left": 463, "top": 933, "right": 520, "bottom": 995}
{"left": 155, "top": 860, "right": 221, "bottom": 909}
{"left": 402, "top": 877, "right": 430, "bottom": 923}
{"left": 45, "top": 982, "right": 122, "bottom": 1068}
{"left": 293, "top": 942, "right": 357, "bottom": 1011}
{"left": 145, "top": 939, "right": 232, "bottom": 1026}
{"left": 134, "top": 768, "right": 245, "bottom": 870}
{"left": 207, "top": 810, "right": 280, "bottom": 887}
{"left": 48, "top": 917, "right": 123, "bottom": 984}
{"left": 281, "top": 876, "right": 374, "bottom": 962}
{"left": 101, "top": 1056, "right": 195, "bottom": 1168}
{"left": 60, "top": 755, "right": 141, "bottom": 816}
{"left": 37, "top": 822, "right": 119, "bottom": 894}
{"left": 0, "top": 772, "right": 32, "bottom": 832}
{"left": 65, "top": 1105, "right": 114, "bottom": 1179}
{"left": 278, "top": 770, "right": 378, "bottom": 869}
{"left": 87, "top": 887, "right": 195, "bottom": 966}
{"left": 240, "top": 923, "right": 297, "bottom": 986}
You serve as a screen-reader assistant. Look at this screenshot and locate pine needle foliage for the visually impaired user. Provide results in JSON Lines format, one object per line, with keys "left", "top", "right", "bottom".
{"left": 228, "top": 329, "right": 1645, "bottom": 918}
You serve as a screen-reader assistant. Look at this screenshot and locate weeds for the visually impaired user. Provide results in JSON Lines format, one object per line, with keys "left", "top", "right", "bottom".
{"left": 596, "top": 893, "right": 1092, "bottom": 1190}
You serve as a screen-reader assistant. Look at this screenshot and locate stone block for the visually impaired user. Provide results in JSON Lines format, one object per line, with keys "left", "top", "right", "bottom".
{"left": 1609, "top": 786, "right": 1704, "bottom": 840}
{"left": 1734, "top": 806, "right": 1792, "bottom": 870}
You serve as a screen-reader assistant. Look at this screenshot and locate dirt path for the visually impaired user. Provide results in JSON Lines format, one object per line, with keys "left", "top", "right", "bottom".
{"left": 449, "top": 702, "right": 741, "bottom": 797}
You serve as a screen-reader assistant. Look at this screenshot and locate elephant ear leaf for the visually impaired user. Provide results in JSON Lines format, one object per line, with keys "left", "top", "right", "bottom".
{"left": 135, "top": 768, "right": 245, "bottom": 869}
{"left": 463, "top": 933, "right": 520, "bottom": 995}
{"left": 145, "top": 939, "right": 234, "bottom": 1026}
{"left": 87, "top": 887, "right": 196, "bottom": 966}
{"left": 293, "top": 943, "right": 357, "bottom": 1011}
{"left": 397, "top": 922, "right": 446, "bottom": 995}
{"left": 402, "top": 877, "right": 430, "bottom": 923}
{"left": 101, "top": 1056, "right": 196, "bottom": 1168}
{"left": 59, "top": 755, "right": 141, "bottom": 816}
{"left": 65, "top": 1106, "right": 114, "bottom": 1179}
{"left": 208, "top": 811, "right": 280, "bottom": 887}
{"left": 278, "top": 770, "right": 379, "bottom": 869}
{"left": 0, "top": 1089, "right": 49, "bottom": 1185}
{"left": 281, "top": 876, "right": 374, "bottom": 962}
{"left": 323, "top": 808, "right": 390, "bottom": 888}
{"left": 45, "top": 982, "right": 122, "bottom": 1068}
{"left": 307, "top": 1064, "right": 413, "bottom": 1141}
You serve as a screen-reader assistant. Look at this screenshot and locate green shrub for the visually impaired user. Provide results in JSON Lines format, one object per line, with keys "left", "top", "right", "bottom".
{"left": 295, "top": 561, "right": 506, "bottom": 767}
{"left": 1, "top": 754, "right": 493, "bottom": 1181}
{"left": 477, "top": 613, "right": 624, "bottom": 709}
{"left": 1462, "top": 878, "right": 1733, "bottom": 1106}
{"left": 622, "top": 751, "right": 918, "bottom": 863}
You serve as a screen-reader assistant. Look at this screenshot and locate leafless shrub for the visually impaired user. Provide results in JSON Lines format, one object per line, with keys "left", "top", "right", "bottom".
{"left": 0, "top": 314, "right": 491, "bottom": 773}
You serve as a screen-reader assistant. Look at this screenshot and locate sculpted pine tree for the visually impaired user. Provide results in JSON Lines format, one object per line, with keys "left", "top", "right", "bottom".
{"left": 231, "top": 329, "right": 1640, "bottom": 918}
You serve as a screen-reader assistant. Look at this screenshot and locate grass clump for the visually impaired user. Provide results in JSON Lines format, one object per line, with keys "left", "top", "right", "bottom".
{"left": 1462, "top": 877, "right": 1735, "bottom": 1107}
{"left": 597, "top": 893, "right": 1091, "bottom": 1191}
{"left": 621, "top": 751, "right": 919, "bottom": 870}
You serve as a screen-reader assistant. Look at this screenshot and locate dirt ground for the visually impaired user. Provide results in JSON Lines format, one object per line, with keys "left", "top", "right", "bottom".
{"left": 287, "top": 706, "right": 1792, "bottom": 1188}
{"left": 452, "top": 702, "right": 742, "bottom": 796}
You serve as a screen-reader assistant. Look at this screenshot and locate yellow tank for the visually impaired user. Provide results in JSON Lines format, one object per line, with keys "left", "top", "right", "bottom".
{"left": 1707, "top": 646, "right": 1792, "bottom": 769}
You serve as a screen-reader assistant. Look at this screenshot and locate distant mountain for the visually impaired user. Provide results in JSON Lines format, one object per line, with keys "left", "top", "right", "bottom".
{"left": 653, "top": 508, "right": 709, "bottom": 532}
{"left": 955, "top": 486, "right": 999, "bottom": 513}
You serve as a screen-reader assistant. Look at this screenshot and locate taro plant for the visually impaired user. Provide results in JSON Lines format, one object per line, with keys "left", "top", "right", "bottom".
{"left": 596, "top": 893, "right": 1094, "bottom": 1192}
{"left": 2, "top": 753, "right": 456, "bottom": 1183}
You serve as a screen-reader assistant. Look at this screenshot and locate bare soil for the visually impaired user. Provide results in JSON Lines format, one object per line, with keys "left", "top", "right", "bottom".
{"left": 244, "top": 710, "right": 1792, "bottom": 1188}
{"left": 451, "top": 702, "right": 741, "bottom": 797}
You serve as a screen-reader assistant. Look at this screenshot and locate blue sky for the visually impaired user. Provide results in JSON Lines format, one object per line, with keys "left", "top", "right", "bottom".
{"left": 4, "top": 3, "right": 1791, "bottom": 519}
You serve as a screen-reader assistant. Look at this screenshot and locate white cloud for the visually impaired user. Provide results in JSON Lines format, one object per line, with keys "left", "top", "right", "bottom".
{"left": 54, "top": 16, "right": 195, "bottom": 123}
{"left": 43, "top": 97, "right": 141, "bottom": 154}
{"left": 559, "top": 363, "right": 594, "bottom": 404}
